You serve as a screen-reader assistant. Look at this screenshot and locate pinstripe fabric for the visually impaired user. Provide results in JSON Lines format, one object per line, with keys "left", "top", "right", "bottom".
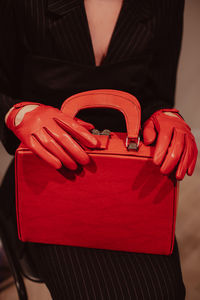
{"left": 28, "top": 237, "right": 186, "bottom": 299}
{"left": 0, "top": 0, "right": 186, "bottom": 298}
{"left": 0, "top": 0, "right": 185, "bottom": 154}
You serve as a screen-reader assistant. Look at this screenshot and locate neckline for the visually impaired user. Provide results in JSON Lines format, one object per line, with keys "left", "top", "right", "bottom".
{"left": 81, "top": 0, "right": 127, "bottom": 68}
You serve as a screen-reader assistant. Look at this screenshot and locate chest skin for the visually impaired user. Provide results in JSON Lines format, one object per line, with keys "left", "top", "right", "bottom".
{"left": 84, "top": 0, "right": 123, "bottom": 66}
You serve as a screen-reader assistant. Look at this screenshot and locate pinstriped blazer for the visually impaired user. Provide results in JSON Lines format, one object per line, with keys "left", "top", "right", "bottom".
{"left": 0, "top": 0, "right": 185, "bottom": 154}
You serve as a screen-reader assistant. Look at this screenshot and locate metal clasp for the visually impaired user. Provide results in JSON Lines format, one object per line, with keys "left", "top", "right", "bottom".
{"left": 101, "top": 129, "right": 111, "bottom": 136}
{"left": 91, "top": 129, "right": 111, "bottom": 136}
{"left": 125, "top": 136, "right": 140, "bottom": 151}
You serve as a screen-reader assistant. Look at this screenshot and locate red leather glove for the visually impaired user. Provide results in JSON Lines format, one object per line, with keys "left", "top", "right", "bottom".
{"left": 142, "top": 108, "right": 198, "bottom": 180}
{"left": 5, "top": 102, "right": 99, "bottom": 170}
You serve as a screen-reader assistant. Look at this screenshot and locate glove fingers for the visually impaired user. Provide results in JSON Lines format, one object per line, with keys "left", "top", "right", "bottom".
{"left": 55, "top": 115, "right": 99, "bottom": 148}
{"left": 28, "top": 135, "right": 62, "bottom": 169}
{"left": 35, "top": 129, "right": 78, "bottom": 170}
{"left": 74, "top": 117, "right": 95, "bottom": 131}
{"left": 160, "top": 129, "right": 185, "bottom": 175}
{"left": 153, "top": 127, "right": 173, "bottom": 166}
{"left": 176, "top": 134, "right": 193, "bottom": 180}
{"left": 187, "top": 138, "right": 198, "bottom": 176}
{"left": 142, "top": 119, "right": 157, "bottom": 145}
{"left": 45, "top": 125, "right": 90, "bottom": 165}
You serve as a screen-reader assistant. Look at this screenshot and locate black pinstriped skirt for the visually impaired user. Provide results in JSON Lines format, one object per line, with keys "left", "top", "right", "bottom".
{"left": 27, "top": 237, "right": 186, "bottom": 300}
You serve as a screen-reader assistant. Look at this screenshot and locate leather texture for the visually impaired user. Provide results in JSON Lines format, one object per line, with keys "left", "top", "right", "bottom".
{"left": 142, "top": 108, "right": 198, "bottom": 180}
{"left": 61, "top": 89, "right": 141, "bottom": 141}
{"left": 15, "top": 89, "right": 178, "bottom": 255}
{"left": 6, "top": 102, "right": 99, "bottom": 170}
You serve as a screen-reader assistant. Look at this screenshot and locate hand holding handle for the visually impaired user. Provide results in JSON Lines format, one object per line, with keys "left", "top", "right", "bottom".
{"left": 61, "top": 89, "right": 142, "bottom": 149}
{"left": 6, "top": 102, "right": 99, "bottom": 169}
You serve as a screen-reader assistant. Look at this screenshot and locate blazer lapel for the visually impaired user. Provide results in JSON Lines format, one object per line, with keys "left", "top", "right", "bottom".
{"left": 46, "top": 0, "right": 154, "bottom": 66}
{"left": 47, "top": 0, "right": 152, "bottom": 20}
{"left": 46, "top": 0, "right": 94, "bottom": 65}
{"left": 47, "top": 0, "right": 81, "bottom": 16}
{"left": 102, "top": 0, "right": 154, "bottom": 64}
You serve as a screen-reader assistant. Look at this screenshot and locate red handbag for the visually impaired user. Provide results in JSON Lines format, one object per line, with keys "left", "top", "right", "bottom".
{"left": 15, "top": 89, "right": 179, "bottom": 255}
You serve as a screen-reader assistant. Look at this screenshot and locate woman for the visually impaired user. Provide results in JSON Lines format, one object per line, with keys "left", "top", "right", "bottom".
{"left": 0, "top": 0, "right": 198, "bottom": 299}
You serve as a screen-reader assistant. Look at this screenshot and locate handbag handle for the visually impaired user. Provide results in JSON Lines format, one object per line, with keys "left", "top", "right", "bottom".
{"left": 61, "top": 89, "right": 141, "bottom": 150}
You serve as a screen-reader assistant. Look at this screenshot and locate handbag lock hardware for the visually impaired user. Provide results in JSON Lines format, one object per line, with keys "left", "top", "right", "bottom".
{"left": 91, "top": 129, "right": 111, "bottom": 136}
{"left": 90, "top": 128, "right": 111, "bottom": 149}
{"left": 126, "top": 136, "right": 140, "bottom": 151}
{"left": 91, "top": 129, "right": 140, "bottom": 151}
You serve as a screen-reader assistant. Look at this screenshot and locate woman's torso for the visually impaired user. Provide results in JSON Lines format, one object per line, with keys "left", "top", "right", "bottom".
{"left": 16, "top": 0, "right": 156, "bottom": 128}
{"left": 12, "top": 0, "right": 183, "bottom": 130}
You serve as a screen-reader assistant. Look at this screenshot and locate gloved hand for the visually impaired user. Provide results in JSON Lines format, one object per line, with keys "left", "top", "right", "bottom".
{"left": 142, "top": 108, "right": 198, "bottom": 180}
{"left": 5, "top": 102, "right": 99, "bottom": 170}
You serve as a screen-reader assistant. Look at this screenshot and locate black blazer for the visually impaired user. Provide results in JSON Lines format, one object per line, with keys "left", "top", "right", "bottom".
{"left": 0, "top": 0, "right": 185, "bottom": 155}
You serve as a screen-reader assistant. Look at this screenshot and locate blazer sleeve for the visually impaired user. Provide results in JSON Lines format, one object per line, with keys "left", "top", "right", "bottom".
{"left": 141, "top": 0, "right": 185, "bottom": 124}
{"left": 0, "top": 0, "right": 24, "bottom": 154}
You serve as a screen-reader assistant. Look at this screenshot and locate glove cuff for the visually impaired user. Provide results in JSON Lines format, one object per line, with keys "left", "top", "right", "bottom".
{"left": 155, "top": 108, "right": 179, "bottom": 114}
{"left": 13, "top": 101, "right": 41, "bottom": 109}
{"left": 5, "top": 102, "right": 41, "bottom": 130}
{"left": 153, "top": 108, "right": 184, "bottom": 120}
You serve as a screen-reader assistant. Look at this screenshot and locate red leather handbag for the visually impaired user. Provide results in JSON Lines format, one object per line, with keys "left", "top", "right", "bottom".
{"left": 15, "top": 89, "right": 179, "bottom": 255}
